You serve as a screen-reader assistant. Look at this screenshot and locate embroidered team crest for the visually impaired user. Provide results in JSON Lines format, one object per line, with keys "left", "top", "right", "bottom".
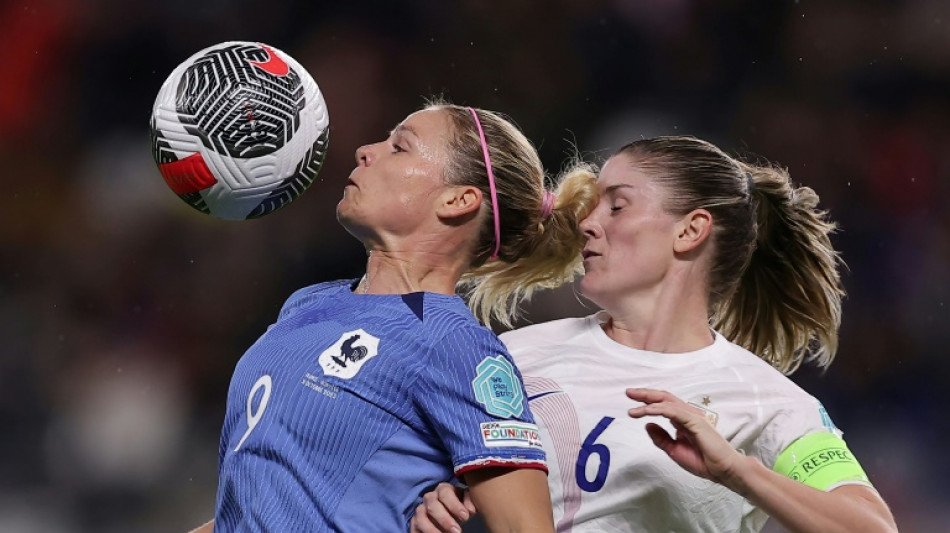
{"left": 688, "top": 396, "right": 720, "bottom": 428}
{"left": 319, "top": 329, "right": 380, "bottom": 379}
{"left": 472, "top": 355, "right": 524, "bottom": 418}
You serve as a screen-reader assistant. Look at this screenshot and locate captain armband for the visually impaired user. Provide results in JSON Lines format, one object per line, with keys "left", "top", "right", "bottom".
{"left": 772, "top": 432, "right": 872, "bottom": 491}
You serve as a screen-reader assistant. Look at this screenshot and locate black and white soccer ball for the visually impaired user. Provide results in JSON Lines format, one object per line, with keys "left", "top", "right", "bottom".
{"left": 150, "top": 41, "right": 329, "bottom": 220}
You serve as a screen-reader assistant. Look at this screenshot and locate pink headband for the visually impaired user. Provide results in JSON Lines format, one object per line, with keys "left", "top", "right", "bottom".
{"left": 468, "top": 107, "right": 501, "bottom": 260}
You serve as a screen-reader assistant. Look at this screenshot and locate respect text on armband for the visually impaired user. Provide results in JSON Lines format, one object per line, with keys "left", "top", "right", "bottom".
{"left": 789, "top": 448, "right": 853, "bottom": 479}
{"left": 773, "top": 432, "right": 870, "bottom": 491}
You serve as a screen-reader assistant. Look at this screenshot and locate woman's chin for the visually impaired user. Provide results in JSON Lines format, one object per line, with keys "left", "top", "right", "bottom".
{"left": 577, "top": 277, "right": 598, "bottom": 303}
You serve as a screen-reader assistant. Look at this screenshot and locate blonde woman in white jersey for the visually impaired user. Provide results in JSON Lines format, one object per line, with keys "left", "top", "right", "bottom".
{"left": 411, "top": 136, "right": 898, "bottom": 533}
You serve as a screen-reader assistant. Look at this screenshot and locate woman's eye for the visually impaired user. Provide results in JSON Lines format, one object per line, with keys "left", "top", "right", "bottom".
{"left": 610, "top": 205, "right": 623, "bottom": 212}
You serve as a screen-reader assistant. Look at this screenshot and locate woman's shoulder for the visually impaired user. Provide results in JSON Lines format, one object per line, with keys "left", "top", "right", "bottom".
{"left": 278, "top": 279, "right": 355, "bottom": 317}
{"left": 499, "top": 315, "right": 594, "bottom": 351}
{"left": 714, "top": 336, "right": 788, "bottom": 374}
{"left": 708, "top": 336, "right": 822, "bottom": 402}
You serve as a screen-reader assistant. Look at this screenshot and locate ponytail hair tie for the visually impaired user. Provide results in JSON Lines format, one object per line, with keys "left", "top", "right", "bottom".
{"left": 540, "top": 190, "right": 557, "bottom": 219}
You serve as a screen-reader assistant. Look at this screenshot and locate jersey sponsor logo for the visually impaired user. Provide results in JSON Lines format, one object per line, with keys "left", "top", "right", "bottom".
{"left": 479, "top": 421, "right": 543, "bottom": 448}
{"left": 318, "top": 329, "right": 380, "bottom": 379}
{"left": 472, "top": 355, "right": 524, "bottom": 418}
{"left": 527, "top": 389, "right": 564, "bottom": 402}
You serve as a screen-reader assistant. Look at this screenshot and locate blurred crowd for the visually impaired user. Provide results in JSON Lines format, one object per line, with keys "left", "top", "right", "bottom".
{"left": 1, "top": 0, "right": 948, "bottom": 531}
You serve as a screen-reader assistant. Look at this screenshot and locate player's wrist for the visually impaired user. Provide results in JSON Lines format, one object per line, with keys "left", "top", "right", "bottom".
{"left": 717, "top": 452, "right": 761, "bottom": 497}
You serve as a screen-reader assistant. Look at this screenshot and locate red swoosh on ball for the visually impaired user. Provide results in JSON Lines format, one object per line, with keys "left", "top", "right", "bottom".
{"left": 248, "top": 44, "right": 289, "bottom": 76}
{"left": 158, "top": 153, "right": 218, "bottom": 195}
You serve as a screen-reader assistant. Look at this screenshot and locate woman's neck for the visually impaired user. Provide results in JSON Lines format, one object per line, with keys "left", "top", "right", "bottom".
{"left": 600, "top": 279, "right": 714, "bottom": 354}
{"left": 356, "top": 249, "right": 466, "bottom": 295}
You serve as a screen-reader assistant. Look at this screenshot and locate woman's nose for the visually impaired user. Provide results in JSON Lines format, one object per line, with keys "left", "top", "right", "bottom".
{"left": 579, "top": 214, "right": 600, "bottom": 238}
{"left": 355, "top": 144, "right": 373, "bottom": 166}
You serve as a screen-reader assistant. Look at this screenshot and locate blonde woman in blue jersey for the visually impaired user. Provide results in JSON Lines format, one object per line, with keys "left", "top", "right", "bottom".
{"left": 188, "top": 101, "right": 599, "bottom": 533}
{"left": 413, "top": 137, "right": 898, "bottom": 532}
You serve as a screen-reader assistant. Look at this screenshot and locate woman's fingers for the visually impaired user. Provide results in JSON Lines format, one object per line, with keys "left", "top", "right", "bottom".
{"left": 411, "top": 503, "right": 450, "bottom": 533}
{"left": 644, "top": 422, "right": 675, "bottom": 452}
{"left": 411, "top": 483, "right": 473, "bottom": 533}
{"left": 418, "top": 488, "right": 464, "bottom": 532}
{"left": 627, "top": 388, "right": 706, "bottom": 426}
{"left": 626, "top": 387, "right": 677, "bottom": 404}
{"left": 434, "top": 483, "right": 472, "bottom": 521}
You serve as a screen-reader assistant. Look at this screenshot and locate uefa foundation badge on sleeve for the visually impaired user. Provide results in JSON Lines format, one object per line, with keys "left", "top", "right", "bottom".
{"left": 479, "top": 421, "right": 543, "bottom": 449}
{"left": 472, "top": 355, "right": 524, "bottom": 418}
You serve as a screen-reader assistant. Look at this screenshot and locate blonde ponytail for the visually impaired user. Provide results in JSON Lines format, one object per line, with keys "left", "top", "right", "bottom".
{"left": 460, "top": 164, "right": 598, "bottom": 326}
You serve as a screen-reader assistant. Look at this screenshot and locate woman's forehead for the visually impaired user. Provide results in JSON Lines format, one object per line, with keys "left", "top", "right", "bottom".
{"left": 398, "top": 109, "right": 450, "bottom": 138}
{"left": 600, "top": 154, "right": 649, "bottom": 187}
{"left": 400, "top": 109, "right": 452, "bottom": 153}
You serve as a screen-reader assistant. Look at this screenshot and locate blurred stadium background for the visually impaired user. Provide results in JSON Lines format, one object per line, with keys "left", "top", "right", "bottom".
{"left": 1, "top": 0, "right": 948, "bottom": 531}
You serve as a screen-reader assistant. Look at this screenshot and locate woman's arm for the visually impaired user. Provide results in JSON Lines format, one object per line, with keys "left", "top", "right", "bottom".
{"left": 726, "top": 459, "right": 895, "bottom": 533}
{"left": 626, "top": 388, "right": 898, "bottom": 533}
{"left": 462, "top": 467, "right": 553, "bottom": 533}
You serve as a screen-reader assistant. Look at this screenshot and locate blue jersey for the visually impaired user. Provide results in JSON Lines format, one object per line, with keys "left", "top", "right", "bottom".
{"left": 214, "top": 280, "right": 546, "bottom": 532}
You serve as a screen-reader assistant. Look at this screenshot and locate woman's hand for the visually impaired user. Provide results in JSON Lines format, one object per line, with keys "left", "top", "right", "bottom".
{"left": 626, "top": 388, "right": 746, "bottom": 490}
{"left": 411, "top": 482, "right": 478, "bottom": 533}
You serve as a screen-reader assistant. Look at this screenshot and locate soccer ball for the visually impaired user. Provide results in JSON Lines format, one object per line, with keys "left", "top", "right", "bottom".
{"left": 150, "top": 41, "right": 329, "bottom": 220}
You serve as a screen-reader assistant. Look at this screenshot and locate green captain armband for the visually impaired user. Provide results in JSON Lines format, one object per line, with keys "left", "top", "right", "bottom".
{"left": 773, "top": 432, "right": 872, "bottom": 491}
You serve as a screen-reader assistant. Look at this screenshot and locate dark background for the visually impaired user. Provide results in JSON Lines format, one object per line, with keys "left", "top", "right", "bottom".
{"left": 1, "top": 0, "right": 947, "bottom": 531}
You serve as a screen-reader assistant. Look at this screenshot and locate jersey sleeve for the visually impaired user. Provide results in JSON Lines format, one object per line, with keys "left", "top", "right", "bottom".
{"left": 412, "top": 326, "right": 547, "bottom": 479}
{"left": 757, "top": 397, "right": 873, "bottom": 491}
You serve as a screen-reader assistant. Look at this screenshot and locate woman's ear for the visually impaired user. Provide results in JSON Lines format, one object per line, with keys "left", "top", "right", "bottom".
{"left": 436, "top": 185, "right": 483, "bottom": 221}
{"left": 673, "top": 208, "right": 712, "bottom": 253}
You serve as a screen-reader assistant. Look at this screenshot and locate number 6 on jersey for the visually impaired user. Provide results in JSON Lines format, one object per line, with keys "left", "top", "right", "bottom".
{"left": 576, "top": 416, "right": 615, "bottom": 492}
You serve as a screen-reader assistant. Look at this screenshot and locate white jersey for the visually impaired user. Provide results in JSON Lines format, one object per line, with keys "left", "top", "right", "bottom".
{"left": 501, "top": 312, "right": 858, "bottom": 533}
